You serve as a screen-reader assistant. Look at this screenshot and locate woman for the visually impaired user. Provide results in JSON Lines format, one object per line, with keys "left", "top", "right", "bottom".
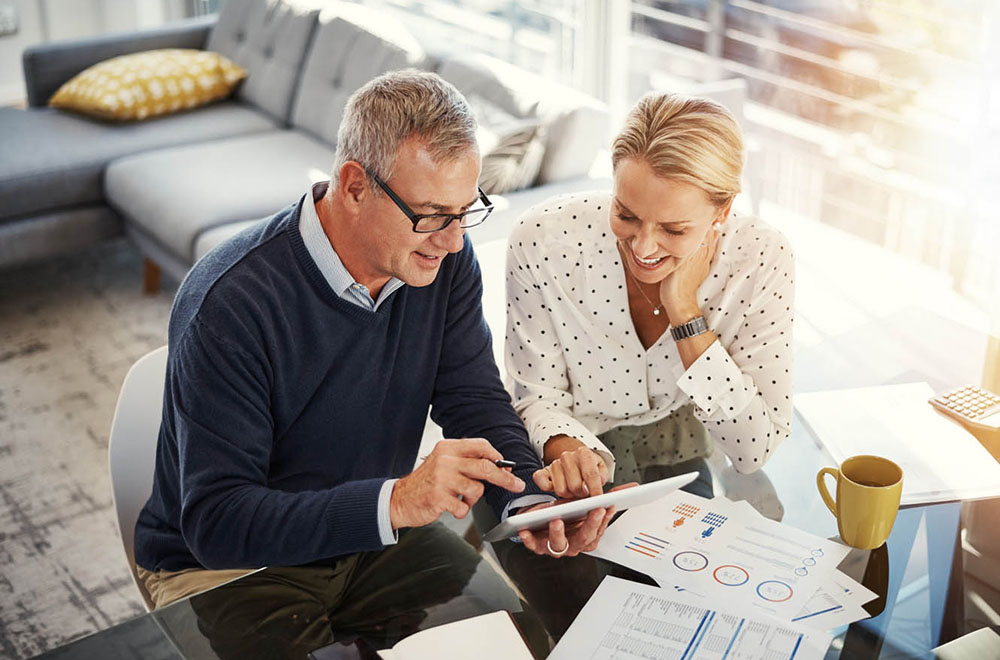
{"left": 505, "top": 92, "right": 794, "bottom": 499}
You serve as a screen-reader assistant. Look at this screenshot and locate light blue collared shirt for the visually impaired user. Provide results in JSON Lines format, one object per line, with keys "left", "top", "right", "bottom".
{"left": 300, "top": 182, "right": 404, "bottom": 312}
{"left": 299, "top": 184, "right": 550, "bottom": 545}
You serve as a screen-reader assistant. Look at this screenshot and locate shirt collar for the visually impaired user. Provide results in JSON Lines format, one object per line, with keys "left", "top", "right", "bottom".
{"left": 298, "top": 181, "right": 404, "bottom": 303}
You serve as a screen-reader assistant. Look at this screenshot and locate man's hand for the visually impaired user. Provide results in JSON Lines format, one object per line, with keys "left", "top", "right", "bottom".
{"left": 390, "top": 438, "right": 525, "bottom": 529}
{"left": 517, "top": 484, "right": 637, "bottom": 558}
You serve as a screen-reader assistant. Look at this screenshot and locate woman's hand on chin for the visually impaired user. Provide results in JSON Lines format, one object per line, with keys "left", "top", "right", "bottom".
{"left": 660, "top": 222, "right": 721, "bottom": 320}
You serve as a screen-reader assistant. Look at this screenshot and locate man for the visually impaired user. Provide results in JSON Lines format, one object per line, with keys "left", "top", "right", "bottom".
{"left": 133, "top": 70, "right": 614, "bottom": 615}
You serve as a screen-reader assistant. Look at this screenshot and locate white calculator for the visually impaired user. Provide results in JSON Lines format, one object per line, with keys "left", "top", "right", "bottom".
{"left": 929, "top": 385, "right": 1000, "bottom": 431}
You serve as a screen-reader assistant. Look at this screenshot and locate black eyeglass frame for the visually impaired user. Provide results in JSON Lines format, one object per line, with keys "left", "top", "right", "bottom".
{"left": 364, "top": 166, "right": 494, "bottom": 233}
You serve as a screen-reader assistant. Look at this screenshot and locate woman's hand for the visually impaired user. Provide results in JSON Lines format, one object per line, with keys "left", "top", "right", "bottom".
{"left": 535, "top": 435, "right": 610, "bottom": 498}
{"left": 517, "top": 483, "right": 638, "bottom": 557}
{"left": 660, "top": 222, "right": 720, "bottom": 321}
{"left": 518, "top": 506, "right": 616, "bottom": 558}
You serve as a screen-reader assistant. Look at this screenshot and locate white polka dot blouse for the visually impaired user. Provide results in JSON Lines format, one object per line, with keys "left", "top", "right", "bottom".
{"left": 504, "top": 191, "right": 795, "bottom": 477}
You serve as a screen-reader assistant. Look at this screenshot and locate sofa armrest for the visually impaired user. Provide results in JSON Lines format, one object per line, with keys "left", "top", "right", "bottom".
{"left": 22, "top": 15, "right": 217, "bottom": 107}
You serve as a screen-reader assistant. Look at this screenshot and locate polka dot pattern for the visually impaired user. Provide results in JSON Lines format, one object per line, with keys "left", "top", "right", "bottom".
{"left": 504, "top": 191, "right": 796, "bottom": 477}
{"left": 599, "top": 403, "right": 710, "bottom": 486}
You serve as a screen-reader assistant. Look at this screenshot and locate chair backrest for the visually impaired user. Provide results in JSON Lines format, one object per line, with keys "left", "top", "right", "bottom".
{"left": 108, "top": 345, "right": 168, "bottom": 611}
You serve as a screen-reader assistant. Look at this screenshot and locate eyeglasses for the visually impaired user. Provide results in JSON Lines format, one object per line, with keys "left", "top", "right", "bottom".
{"left": 365, "top": 167, "right": 494, "bottom": 233}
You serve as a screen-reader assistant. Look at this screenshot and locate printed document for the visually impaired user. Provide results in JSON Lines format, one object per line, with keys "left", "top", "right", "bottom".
{"left": 795, "top": 382, "right": 1000, "bottom": 506}
{"left": 549, "top": 576, "right": 832, "bottom": 660}
{"left": 589, "top": 492, "right": 850, "bottom": 620}
{"left": 374, "top": 611, "right": 532, "bottom": 660}
{"left": 791, "top": 573, "right": 876, "bottom": 629}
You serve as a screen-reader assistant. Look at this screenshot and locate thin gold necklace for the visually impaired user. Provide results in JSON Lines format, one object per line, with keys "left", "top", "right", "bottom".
{"left": 618, "top": 242, "right": 662, "bottom": 316}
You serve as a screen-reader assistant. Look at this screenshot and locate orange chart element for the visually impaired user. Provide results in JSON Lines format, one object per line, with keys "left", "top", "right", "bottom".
{"left": 713, "top": 564, "right": 750, "bottom": 586}
{"left": 671, "top": 503, "right": 700, "bottom": 528}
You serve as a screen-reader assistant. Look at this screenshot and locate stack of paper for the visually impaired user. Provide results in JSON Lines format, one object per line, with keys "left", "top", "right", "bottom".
{"left": 368, "top": 611, "right": 533, "bottom": 660}
{"left": 795, "top": 382, "right": 1000, "bottom": 506}
{"left": 588, "top": 491, "right": 876, "bottom": 631}
{"left": 550, "top": 576, "right": 833, "bottom": 660}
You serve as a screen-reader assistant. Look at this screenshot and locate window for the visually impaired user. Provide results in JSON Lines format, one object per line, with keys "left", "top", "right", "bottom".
{"left": 628, "top": 0, "right": 999, "bottom": 312}
{"left": 356, "top": 0, "right": 581, "bottom": 86}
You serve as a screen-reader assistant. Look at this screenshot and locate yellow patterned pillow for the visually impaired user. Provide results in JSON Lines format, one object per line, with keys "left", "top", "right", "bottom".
{"left": 49, "top": 49, "right": 247, "bottom": 121}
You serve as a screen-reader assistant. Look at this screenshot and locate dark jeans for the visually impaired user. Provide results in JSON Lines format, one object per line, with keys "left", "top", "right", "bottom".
{"left": 186, "top": 522, "right": 526, "bottom": 660}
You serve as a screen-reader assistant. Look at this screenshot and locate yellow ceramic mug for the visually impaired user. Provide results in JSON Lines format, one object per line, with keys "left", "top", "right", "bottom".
{"left": 816, "top": 455, "right": 903, "bottom": 550}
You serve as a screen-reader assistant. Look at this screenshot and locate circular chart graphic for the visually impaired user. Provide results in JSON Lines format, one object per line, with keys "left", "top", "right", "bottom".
{"left": 672, "top": 551, "right": 709, "bottom": 572}
{"left": 713, "top": 565, "right": 750, "bottom": 586}
{"left": 756, "top": 580, "right": 794, "bottom": 602}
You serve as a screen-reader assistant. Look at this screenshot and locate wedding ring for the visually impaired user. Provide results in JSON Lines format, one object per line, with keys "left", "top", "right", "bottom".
{"left": 547, "top": 539, "right": 569, "bottom": 556}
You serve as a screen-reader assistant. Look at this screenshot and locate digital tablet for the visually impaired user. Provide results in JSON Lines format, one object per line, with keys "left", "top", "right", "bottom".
{"left": 482, "top": 471, "right": 698, "bottom": 542}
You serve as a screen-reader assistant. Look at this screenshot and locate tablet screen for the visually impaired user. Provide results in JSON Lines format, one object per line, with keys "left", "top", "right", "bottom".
{"left": 482, "top": 471, "right": 698, "bottom": 542}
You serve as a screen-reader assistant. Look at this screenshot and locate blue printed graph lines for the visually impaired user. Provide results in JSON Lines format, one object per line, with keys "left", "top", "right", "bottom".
{"left": 756, "top": 580, "right": 794, "bottom": 602}
{"left": 700, "top": 512, "right": 728, "bottom": 538}
{"left": 625, "top": 532, "right": 669, "bottom": 558}
{"left": 794, "top": 548, "right": 826, "bottom": 576}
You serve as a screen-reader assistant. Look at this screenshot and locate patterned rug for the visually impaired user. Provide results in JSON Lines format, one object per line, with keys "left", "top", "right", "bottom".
{"left": 0, "top": 239, "right": 177, "bottom": 660}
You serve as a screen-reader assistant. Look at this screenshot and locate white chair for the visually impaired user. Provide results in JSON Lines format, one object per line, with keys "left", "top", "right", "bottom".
{"left": 108, "top": 345, "right": 168, "bottom": 612}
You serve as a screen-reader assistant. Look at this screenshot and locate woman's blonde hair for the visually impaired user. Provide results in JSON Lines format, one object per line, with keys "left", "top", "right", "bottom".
{"left": 612, "top": 93, "right": 744, "bottom": 208}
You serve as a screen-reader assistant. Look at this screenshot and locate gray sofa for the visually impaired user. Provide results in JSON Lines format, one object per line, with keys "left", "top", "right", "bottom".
{"left": 0, "top": 0, "right": 609, "bottom": 288}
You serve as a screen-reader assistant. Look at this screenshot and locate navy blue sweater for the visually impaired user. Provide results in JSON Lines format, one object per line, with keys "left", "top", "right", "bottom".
{"left": 134, "top": 195, "right": 544, "bottom": 572}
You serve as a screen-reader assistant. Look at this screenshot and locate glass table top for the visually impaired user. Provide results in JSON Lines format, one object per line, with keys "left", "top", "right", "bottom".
{"left": 34, "top": 436, "right": 1000, "bottom": 660}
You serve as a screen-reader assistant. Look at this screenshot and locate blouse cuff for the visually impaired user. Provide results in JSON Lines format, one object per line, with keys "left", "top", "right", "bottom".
{"left": 529, "top": 415, "right": 617, "bottom": 480}
{"left": 675, "top": 340, "right": 754, "bottom": 418}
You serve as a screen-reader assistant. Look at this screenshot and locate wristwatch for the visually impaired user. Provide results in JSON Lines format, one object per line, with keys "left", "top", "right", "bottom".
{"left": 670, "top": 316, "right": 709, "bottom": 342}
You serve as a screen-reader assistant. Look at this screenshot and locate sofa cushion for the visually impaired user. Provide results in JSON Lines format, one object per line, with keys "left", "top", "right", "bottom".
{"left": 478, "top": 120, "right": 547, "bottom": 195}
{"left": 436, "top": 53, "right": 540, "bottom": 121}
{"left": 106, "top": 129, "right": 334, "bottom": 263}
{"left": 436, "top": 52, "right": 608, "bottom": 185}
{"left": 289, "top": 3, "right": 425, "bottom": 145}
{"left": 207, "top": 0, "right": 320, "bottom": 123}
{"left": 0, "top": 103, "right": 278, "bottom": 223}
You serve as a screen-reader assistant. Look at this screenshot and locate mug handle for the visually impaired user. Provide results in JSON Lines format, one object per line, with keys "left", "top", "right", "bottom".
{"left": 816, "top": 467, "right": 839, "bottom": 517}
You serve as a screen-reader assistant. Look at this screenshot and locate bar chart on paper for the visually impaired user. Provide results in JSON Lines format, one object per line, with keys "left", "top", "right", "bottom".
{"left": 548, "top": 577, "right": 832, "bottom": 660}
{"left": 591, "top": 492, "right": 850, "bottom": 619}
{"left": 625, "top": 531, "right": 669, "bottom": 559}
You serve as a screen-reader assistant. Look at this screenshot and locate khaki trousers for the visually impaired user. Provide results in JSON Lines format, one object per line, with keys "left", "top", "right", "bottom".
{"left": 136, "top": 564, "right": 256, "bottom": 610}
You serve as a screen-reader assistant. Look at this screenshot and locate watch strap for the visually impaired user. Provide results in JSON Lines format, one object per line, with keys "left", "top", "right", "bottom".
{"left": 670, "top": 316, "right": 709, "bottom": 342}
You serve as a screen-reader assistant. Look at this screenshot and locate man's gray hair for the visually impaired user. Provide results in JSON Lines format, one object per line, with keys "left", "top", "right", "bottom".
{"left": 333, "top": 69, "right": 478, "bottom": 192}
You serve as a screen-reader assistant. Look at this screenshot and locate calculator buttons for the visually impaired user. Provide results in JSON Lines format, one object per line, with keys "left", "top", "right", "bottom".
{"left": 930, "top": 385, "right": 1000, "bottom": 429}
